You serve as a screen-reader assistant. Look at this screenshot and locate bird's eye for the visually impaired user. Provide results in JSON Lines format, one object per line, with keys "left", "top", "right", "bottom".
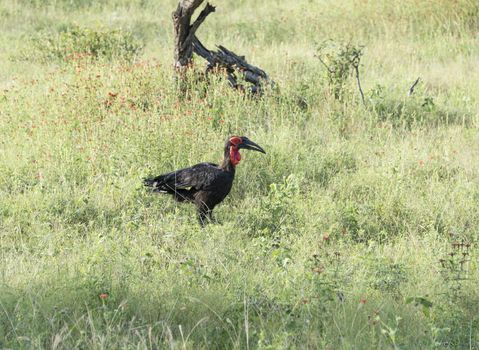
{"left": 229, "top": 136, "right": 242, "bottom": 146}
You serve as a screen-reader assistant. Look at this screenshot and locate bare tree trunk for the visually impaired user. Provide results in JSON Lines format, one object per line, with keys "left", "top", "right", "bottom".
{"left": 172, "top": 1, "right": 273, "bottom": 95}
{"left": 172, "top": 0, "right": 215, "bottom": 70}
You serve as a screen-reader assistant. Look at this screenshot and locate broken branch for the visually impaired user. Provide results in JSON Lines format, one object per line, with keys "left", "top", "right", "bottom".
{"left": 193, "top": 37, "right": 274, "bottom": 94}
{"left": 408, "top": 77, "right": 421, "bottom": 96}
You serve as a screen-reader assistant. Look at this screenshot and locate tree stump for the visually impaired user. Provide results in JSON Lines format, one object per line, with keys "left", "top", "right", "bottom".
{"left": 172, "top": 1, "right": 215, "bottom": 70}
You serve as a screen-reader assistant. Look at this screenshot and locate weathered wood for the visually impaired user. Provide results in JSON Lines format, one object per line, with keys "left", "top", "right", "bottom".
{"left": 193, "top": 37, "right": 274, "bottom": 94}
{"left": 172, "top": 1, "right": 215, "bottom": 69}
{"left": 172, "top": 1, "right": 273, "bottom": 95}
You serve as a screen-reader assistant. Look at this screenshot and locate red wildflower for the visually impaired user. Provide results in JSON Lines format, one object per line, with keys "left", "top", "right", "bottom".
{"left": 359, "top": 299, "right": 367, "bottom": 305}
{"left": 99, "top": 293, "right": 109, "bottom": 300}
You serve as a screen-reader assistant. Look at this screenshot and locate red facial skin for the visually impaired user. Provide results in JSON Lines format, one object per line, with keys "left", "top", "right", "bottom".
{"left": 229, "top": 136, "right": 243, "bottom": 166}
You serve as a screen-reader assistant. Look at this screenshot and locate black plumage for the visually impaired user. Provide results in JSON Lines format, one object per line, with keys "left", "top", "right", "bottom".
{"left": 144, "top": 136, "right": 266, "bottom": 225}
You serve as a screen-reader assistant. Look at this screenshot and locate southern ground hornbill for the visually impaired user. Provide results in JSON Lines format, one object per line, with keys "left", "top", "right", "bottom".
{"left": 144, "top": 136, "right": 266, "bottom": 225}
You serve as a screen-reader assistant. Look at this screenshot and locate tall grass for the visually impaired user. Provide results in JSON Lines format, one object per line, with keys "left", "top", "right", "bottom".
{"left": 1, "top": 0, "right": 478, "bottom": 348}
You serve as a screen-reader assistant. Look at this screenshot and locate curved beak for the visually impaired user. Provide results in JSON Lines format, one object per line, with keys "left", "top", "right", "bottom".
{"left": 239, "top": 137, "right": 266, "bottom": 154}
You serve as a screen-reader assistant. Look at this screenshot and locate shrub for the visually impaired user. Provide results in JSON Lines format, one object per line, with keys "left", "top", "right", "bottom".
{"left": 25, "top": 25, "right": 142, "bottom": 62}
{"left": 316, "top": 40, "right": 364, "bottom": 100}
{"left": 244, "top": 174, "right": 302, "bottom": 238}
{"left": 369, "top": 259, "right": 408, "bottom": 295}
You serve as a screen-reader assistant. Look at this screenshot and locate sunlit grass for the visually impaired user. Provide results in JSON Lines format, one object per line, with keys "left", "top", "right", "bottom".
{"left": 0, "top": 0, "right": 478, "bottom": 348}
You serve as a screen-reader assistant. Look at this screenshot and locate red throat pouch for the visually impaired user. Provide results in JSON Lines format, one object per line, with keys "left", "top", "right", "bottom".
{"left": 230, "top": 147, "right": 241, "bottom": 166}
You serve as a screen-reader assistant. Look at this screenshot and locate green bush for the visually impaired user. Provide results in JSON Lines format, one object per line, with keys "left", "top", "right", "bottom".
{"left": 316, "top": 40, "right": 364, "bottom": 100}
{"left": 369, "top": 259, "right": 408, "bottom": 295}
{"left": 25, "top": 25, "right": 142, "bottom": 62}
{"left": 244, "top": 175, "right": 302, "bottom": 238}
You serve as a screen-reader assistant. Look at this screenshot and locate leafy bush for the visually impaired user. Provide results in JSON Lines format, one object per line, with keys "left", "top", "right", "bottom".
{"left": 25, "top": 25, "right": 142, "bottom": 62}
{"left": 305, "top": 248, "right": 346, "bottom": 304}
{"left": 316, "top": 40, "right": 364, "bottom": 100}
{"left": 19, "top": 0, "right": 139, "bottom": 10}
{"left": 369, "top": 259, "right": 408, "bottom": 295}
{"left": 244, "top": 174, "right": 302, "bottom": 238}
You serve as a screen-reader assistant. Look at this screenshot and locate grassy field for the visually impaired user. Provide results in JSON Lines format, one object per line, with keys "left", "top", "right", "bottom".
{"left": 1, "top": 0, "right": 479, "bottom": 348}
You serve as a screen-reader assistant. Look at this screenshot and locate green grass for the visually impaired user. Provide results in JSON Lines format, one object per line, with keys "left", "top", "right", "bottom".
{"left": 1, "top": 0, "right": 479, "bottom": 348}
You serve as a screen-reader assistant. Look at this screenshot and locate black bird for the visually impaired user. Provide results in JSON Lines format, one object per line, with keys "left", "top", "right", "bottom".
{"left": 144, "top": 136, "right": 266, "bottom": 225}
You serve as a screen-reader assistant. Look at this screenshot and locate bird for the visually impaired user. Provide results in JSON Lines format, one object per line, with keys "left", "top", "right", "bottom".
{"left": 144, "top": 136, "right": 266, "bottom": 226}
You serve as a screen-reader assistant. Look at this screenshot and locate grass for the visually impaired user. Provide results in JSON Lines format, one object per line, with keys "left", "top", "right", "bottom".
{"left": 1, "top": 0, "right": 479, "bottom": 348}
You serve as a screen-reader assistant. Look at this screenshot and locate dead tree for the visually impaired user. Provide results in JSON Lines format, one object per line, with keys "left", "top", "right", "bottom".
{"left": 193, "top": 38, "right": 274, "bottom": 94}
{"left": 172, "top": 1, "right": 216, "bottom": 70}
{"left": 172, "top": 1, "right": 273, "bottom": 94}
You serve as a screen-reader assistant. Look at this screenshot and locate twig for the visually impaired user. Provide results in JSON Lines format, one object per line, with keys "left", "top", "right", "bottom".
{"left": 408, "top": 77, "right": 420, "bottom": 96}
{"left": 353, "top": 64, "right": 365, "bottom": 106}
{"left": 314, "top": 54, "right": 334, "bottom": 74}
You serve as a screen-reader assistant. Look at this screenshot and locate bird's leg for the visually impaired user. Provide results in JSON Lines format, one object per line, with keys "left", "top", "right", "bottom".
{"left": 197, "top": 206, "right": 209, "bottom": 227}
{"left": 207, "top": 210, "right": 217, "bottom": 223}
{"left": 197, "top": 204, "right": 216, "bottom": 226}
{"left": 198, "top": 211, "right": 207, "bottom": 227}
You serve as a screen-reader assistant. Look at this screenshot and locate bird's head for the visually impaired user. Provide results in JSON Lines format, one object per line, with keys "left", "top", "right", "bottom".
{"left": 227, "top": 136, "right": 266, "bottom": 166}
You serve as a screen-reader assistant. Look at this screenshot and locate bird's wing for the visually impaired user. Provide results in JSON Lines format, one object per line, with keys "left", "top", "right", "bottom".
{"left": 145, "top": 163, "right": 224, "bottom": 191}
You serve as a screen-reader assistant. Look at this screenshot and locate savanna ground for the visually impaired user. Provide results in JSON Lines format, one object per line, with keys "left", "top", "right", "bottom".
{"left": 1, "top": 0, "right": 479, "bottom": 348}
